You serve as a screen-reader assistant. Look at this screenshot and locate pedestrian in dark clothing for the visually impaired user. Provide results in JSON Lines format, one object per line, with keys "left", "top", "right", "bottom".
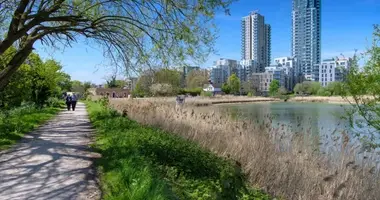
{"left": 71, "top": 94, "right": 78, "bottom": 111}
{"left": 65, "top": 95, "right": 72, "bottom": 111}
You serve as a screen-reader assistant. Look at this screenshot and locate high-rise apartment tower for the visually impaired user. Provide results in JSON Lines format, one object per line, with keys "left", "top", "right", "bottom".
{"left": 291, "top": 0, "right": 321, "bottom": 81}
{"left": 241, "top": 11, "right": 271, "bottom": 72}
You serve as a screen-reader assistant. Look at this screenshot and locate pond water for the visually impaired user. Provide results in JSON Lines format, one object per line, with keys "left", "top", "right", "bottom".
{"left": 219, "top": 102, "right": 377, "bottom": 156}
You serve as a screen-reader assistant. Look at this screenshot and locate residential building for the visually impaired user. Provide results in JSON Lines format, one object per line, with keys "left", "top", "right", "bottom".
{"left": 291, "top": 0, "right": 321, "bottom": 81}
{"left": 183, "top": 66, "right": 200, "bottom": 78}
{"left": 240, "top": 59, "right": 260, "bottom": 82}
{"left": 265, "top": 65, "right": 286, "bottom": 89}
{"left": 241, "top": 11, "right": 271, "bottom": 72}
{"left": 274, "top": 57, "right": 297, "bottom": 91}
{"left": 319, "top": 57, "right": 352, "bottom": 87}
{"left": 251, "top": 72, "right": 273, "bottom": 96}
{"left": 210, "top": 58, "right": 238, "bottom": 87}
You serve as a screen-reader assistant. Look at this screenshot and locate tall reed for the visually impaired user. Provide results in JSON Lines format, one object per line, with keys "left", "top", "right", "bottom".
{"left": 110, "top": 98, "right": 380, "bottom": 200}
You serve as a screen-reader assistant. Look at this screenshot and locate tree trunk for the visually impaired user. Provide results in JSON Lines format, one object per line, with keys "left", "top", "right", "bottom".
{"left": 0, "top": 43, "right": 33, "bottom": 91}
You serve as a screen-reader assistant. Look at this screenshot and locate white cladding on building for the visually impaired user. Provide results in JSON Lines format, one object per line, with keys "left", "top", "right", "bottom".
{"left": 241, "top": 11, "right": 271, "bottom": 73}
{"left": 319, "top": 57, "right": 352, "bottom": 87}
{"left": 210, "top": 58, "right": 238, "bottom": 87}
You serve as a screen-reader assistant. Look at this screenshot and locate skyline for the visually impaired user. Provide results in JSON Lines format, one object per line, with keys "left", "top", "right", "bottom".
{"left": 35, "top": 0, "right": 380, "bottom": 84}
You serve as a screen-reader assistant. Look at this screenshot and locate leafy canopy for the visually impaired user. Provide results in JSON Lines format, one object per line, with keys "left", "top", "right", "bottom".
{"left": 0, "top": 0, "right": 235, "bottom": 90}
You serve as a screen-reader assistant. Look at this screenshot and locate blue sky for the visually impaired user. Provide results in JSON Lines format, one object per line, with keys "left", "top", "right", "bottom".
{"left": 35, "top": 0, "right": 380, "bottom": 84}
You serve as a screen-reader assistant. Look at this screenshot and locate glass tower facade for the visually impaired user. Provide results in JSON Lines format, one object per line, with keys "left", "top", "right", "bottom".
{"left": 291, "top": 0, "right": 321, "bottom": 81}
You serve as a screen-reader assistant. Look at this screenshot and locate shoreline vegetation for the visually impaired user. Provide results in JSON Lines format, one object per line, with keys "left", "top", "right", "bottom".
{"left": 107, "top": 95, "right": 353, "bottom": 107}
{"left": 86, "top": 100, "right": 270, "bottom": 200}
{"left": 0, "top": 105, "right": 61, "bottom": 150}
{"left": 106, "top": 97, "right": 380, "bottom": 200}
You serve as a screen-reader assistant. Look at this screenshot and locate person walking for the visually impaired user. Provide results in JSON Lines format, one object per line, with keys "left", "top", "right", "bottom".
{"left": 71, "top": 93, "right": 78, "bottom": 111}
{"left": 65, "top": 94, "right": 72, "bottom": 111}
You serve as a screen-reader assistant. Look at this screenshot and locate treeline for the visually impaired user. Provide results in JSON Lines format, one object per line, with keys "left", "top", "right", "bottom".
{"left": 0, "top": 47, "right": 72, "bottom": 109}
{"left": 133, "top": 68, "right": 209, "bottom": 97}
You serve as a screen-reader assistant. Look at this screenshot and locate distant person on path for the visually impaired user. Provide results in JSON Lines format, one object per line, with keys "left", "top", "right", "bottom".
{"left": 71, "top": 94, "right": 78, "bottom": 111}
{"left": 65, "top": 94, "right": 72, "bottom": 111}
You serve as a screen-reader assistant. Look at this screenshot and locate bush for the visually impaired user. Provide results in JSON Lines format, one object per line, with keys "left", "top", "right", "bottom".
{"left": 201, "top": 91, "right": 213, "bottom": 97}
{"left": 247, "top": 92, "right": 253, "bottom": 97}
{"left": 317, "top": 88, "right": 331, "bottom": 96}
{"left": 178, "top": 88, "right": 202, "bottom": 96}
{"left": 46, "top": 97, "right": 65, "bottom": 108}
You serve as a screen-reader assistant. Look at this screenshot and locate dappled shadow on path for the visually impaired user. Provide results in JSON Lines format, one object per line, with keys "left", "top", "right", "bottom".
{"left": 0, "top": 103, "right": 101, "bottom": 200}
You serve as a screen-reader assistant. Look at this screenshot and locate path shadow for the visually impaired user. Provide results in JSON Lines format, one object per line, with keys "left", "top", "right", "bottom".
{"left": 0, "top": 104, "right": 101, "bottom": 200}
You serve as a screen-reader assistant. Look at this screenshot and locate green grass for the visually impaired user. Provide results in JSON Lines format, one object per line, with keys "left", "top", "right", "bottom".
{"left": 86, "top": 101, "right": 271, "bottom": 200}
{"left": 0, "top": 105, "right": 61, "bottom": 150}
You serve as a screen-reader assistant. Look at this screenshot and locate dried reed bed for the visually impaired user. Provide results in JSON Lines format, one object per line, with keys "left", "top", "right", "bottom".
{"left": 288, "top": 96, "right": 354, "bottom": 104}
{"left": 110, "top": 98, "right": 380, "bottom": 200}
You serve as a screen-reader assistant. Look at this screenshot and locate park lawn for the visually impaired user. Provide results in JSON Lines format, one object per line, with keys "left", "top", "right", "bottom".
{"left": 0, "top": 106, "right": 61, "bottom": 150}
{"left": 86, "top": 101, "right": 270, "bottom": 200}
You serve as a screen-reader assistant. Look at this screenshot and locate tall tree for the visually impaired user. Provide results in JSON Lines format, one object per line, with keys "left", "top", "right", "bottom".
{"left": 227, "top": 74, "right": 240, "bottom": 95}
{"left": 0, "top": 0, "right": 234, "bottom": 90}
{"left": 269, "top": 80, "right": 280, "bottom": 96}
{"left": 185, "top": 69, "right": 209, "bottom": 89}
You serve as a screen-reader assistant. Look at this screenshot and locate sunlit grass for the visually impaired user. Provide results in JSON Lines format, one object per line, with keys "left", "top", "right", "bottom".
{"left": 86, "top": 101, "right": 270, "bottom": 200}
{"left": 0, "top": 106, "right": 60, "bottom": 150}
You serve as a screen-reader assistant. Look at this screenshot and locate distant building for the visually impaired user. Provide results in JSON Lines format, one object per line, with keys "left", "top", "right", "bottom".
{"left": 319, "top": 57, "right": 352, "bottom": 87}
{"left": 292, "top": 0, "right": 321, "bottom": 81}
{"left": 274, "top": 57, "right": 297, "bottom": 91}
{"left": 251, "top": 72, "right": 273, "bottom": 96}
{"left": 242, "top": 11, "right": 271, "bottom": 71}
{"left": 265, "top": 65, "right": 286, "bottom": 89}
{"left": 203, "top": 84, "right": 222, "bottom": 95}
{"left": 210, "top": 58, "right": 238, "bottom": 87}
{"left": 183, "top": 66, "right": 200, "bottom": 78}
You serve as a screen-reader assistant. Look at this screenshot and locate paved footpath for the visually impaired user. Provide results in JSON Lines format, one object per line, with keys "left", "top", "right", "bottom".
{"left": 0, "top": 103, "right": 101, "bottom": 200}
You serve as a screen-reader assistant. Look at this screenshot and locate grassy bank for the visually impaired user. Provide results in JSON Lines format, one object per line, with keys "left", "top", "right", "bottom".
{"left": 86, "top": 101, "right": 270, "bottom": 200}
{"left": 109, "top": 98, "right": 380, "bottom": 200}
{"left": 0, "top": 105, "right": 61, "bottom": 150}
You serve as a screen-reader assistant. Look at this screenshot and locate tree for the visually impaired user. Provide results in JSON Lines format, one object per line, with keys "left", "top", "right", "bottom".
{"left": 150, "top": 83, "right": 174, "bottom": 97}
{"left": 326, "top": 82, "right": 344, "bottom": 96}
{"left": 221, "top": 83, "right": 231, "bottom": 94}
{"left": 241, "top": 80, "right": 256, "bottom": 95}
{"left": 0, "top": 0, "right": 234, "bottom": 90}
{"left": 278, "top": 86, "right": 288, "bottom": 95}
{"left": 269, "top": 80, "right": 280, "bottom": 96}
{"left": 186, "top": 70, "right": 209, "bottom": 89}
{"left": 227, "top": 74, "right": 240, "bottom": 95}
{"left": 343, "top": 25, "right": 380, "bottom": 144}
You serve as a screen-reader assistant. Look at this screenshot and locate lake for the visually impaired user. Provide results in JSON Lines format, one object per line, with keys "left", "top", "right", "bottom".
{"left": 219, "top": 102, "right": 376, "bottom": 156}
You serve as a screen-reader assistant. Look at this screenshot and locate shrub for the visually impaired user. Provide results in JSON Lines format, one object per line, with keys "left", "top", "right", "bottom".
{"left": 201, "top": 91, "right": 213, "bottom": 97}
{"left": 178, "top": 88, "right": 202, "bottom": 96}
{"left": 46, "top": 97, "right": 64, "bottom": 108}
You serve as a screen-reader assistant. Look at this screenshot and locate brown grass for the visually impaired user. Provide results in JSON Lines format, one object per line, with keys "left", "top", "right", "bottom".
{"left": 109, "top": 98, "right": 380, "bottom": 200}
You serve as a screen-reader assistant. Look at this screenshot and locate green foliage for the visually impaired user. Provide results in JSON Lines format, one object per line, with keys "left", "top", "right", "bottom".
{"left": 0, "top": 105, "right": 60, "bottom": 150}
{"left": 150, "top": 83, "right": 174, "bottom": 97}
{"left": 228, "top": 74, "right": 241, "bottom": 95}
{"left": 186, "top": 70, "right": 209, "bottom": 89}
{"left": 343, "top": 25, "right": 380, "bottom": 142}
{"left": 201, "top": 91, "right": 213, "bottom": 97}
{"left": 86, "top": 101, "right": 270, "bottom": 200}
{"left": 247, "top": 92, "right": 254, "bottom": 97}
{"left": 46, "top": 97, "right": 65, "bottom": 108}
{"left": 0, "top": 49, "right": 71, "bottom": 109}
{"left": 294, "top": 81, "right": 321, "bottom": 95}
{"left": 179, "top": 88, "right": 202, "bottom": 96}
{"left": 269, "top": 80, "right": 280, "bottom": 96}
{"left": 326, "top": 82, "right": 345, "bottom": 96}
{"left": 221, "top": 83, "right": 231, "bottom": 94}
{"left": 316, "top": 88, "right": 331, "bottom": 96}
{"left": 134, "top": 69, "right": 182, "bottom": 97}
